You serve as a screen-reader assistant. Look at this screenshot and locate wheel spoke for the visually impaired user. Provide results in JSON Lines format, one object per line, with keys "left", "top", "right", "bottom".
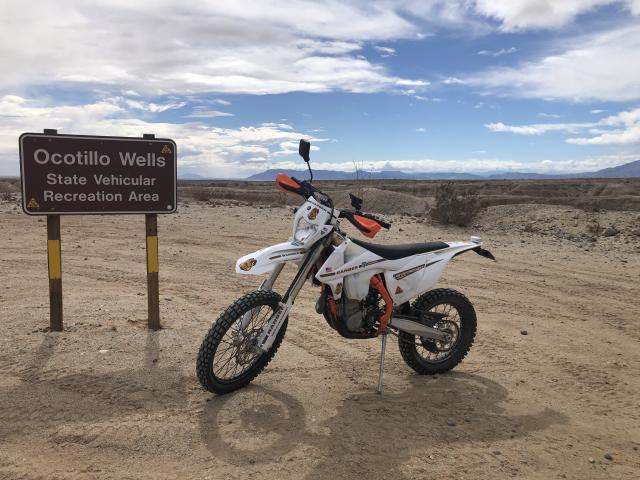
{"left": 413, "top": 302, "right": 462, "bottom": 363}
{"left": 211, "top": 303, "right": 276, "bottom": 381}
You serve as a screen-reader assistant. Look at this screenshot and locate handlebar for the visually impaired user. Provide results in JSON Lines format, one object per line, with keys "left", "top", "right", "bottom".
{"left": 282, "top": 174, "right": 392, "bottom": 234}
{"left": 339, "top": 210, "right": 391, "bottom": 230}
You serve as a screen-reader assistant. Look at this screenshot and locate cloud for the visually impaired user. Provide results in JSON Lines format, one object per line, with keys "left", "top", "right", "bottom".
{"left": 123, "top": 99, "right": 187, "bottom": 113}
{"left": 415, "top": 127, "right": 426, "bottom": 132}
{"left": 486, "top": 107, "right": 640, "bottom": 145}
{"left": 567, "top": 107, "right": 640, "bottom": 144}
{"left": 0, "top": 1, "right": 427, "bottom": 96}
{"left": 413, "top": 95, "right": 442, "bottom": 102}
{"left": 477, "top": 47, "right": 517, "bottom": 57}
{"left": 485, "top": 121, "right": 594, "bottom": 135}
{"left": 274, "top": 140, "right": 321, "bottom": 156}
{"left": 185, "top": 109, "right": 234, "bottom": 118}
{"left": 261, "top": 123, "right": 294, "bottom": 130}
{"left": 374, "top": 46, "right": 396, "bottom": 57}
{"left": 537, "top": 113, "right": 562, "bottom": 118}
{"left": 466, "top": 23, "right": 640, "bottom": 101}
{"left": 0, "top": 95, "right": 318, "bottom": 177}
{"left": 473, "top": 0, "right": 639, "bottom": 31}
{"left": 442, "top": 77, "right": 467, "bottom": 85}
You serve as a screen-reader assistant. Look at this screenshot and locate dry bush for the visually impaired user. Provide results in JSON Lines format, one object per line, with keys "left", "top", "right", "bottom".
{"left": 577, "top": 199, "right": 601, "bottom": 212}
{"left": 189, "top": 187, "right": 212, "bottom": 202}
{"left": 1, "top": 192, "right": 13, "bottom": 201}
{"left": 0, "top": 181, "right": 18, "bottom": 194}
{"left": 429, "top": 182, "right": 481, "bottom": 227}
{"left": 586, "top": 218, "right": 602, "bottom": 236}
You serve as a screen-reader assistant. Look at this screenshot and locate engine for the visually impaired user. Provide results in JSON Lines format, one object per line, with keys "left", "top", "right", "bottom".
{"left": 341, "top": 297, "right": 366, "bottom": 332}
{"left": 315, "top": 286, "right": 382, "bottom": 339}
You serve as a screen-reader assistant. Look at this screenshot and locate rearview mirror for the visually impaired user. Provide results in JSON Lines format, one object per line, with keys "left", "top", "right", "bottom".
{"left": 298, "top": 139, "right": 310, "bottom": 163}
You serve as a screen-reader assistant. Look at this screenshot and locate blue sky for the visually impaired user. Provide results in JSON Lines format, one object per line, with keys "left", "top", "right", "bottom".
{"left": 1, "top": 0, "right": 639, "bottom": 177}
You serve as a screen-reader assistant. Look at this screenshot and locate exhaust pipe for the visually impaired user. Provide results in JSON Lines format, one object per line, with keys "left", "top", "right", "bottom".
{"left": 389, "top": 315, "right": 448, "bottom": 340}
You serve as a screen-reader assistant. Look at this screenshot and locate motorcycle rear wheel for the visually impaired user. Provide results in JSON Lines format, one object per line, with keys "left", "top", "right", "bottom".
{"left": 197, "top": 290, "right": 287, "bottom": 394}
{"left": 398, "top": 288, "right": 476, "bottom": 375}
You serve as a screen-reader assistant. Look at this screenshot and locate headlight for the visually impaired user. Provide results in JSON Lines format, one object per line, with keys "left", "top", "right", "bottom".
{"left": 294, "top": 218, "right": 317, "bottom": 242}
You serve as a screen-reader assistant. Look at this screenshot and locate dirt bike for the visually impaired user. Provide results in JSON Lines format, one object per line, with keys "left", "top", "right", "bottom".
{"left": 197, "top": 139, "right": 495, "bottom": 395}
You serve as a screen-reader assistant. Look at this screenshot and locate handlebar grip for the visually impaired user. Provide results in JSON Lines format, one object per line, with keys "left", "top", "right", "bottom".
{"left": 359, "top": 212, "right": 391, "bottom": 230}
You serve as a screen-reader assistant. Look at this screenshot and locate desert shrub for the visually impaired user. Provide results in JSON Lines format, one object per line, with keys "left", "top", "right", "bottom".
{"left": 577, "top": 199, "right": 601, "bottom": 212}
{"left": 1, "top": 192, "right": 13, "bottom": 201}
{"left": 190, "top": 187, "right": 212, "bottom": 202}
{"left": 586, "top": 218, "right": 602, "bottom": 236}
{"left": 429, "top": 182, "right": 480, "bottom": 227}
{"left": 0, "top": 181, "right": 18, "bottom": 194}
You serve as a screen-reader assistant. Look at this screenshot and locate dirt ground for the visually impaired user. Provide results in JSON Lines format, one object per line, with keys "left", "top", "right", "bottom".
{"left": 1, "top": 198, "right": 639, "bottom": 479}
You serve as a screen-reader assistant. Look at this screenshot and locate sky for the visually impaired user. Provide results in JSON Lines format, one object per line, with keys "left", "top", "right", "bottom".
{"left": 1, "top": 0, "right": 639, "bottom": 178}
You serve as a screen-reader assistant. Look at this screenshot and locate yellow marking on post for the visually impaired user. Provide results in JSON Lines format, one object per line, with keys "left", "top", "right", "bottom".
{"left": 47, "top": 239, "right": 61, "bottom": 279}
{"left": 147, "top": 236, "right": 159, "bottom": 273}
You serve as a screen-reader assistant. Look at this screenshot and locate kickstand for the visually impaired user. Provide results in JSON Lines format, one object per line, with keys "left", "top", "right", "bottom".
{"left": 377, "top": 332, "right": 388, "bottom": 395}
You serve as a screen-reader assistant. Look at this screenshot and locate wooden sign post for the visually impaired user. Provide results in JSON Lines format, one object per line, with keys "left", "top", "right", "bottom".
{"left": 145, "top": 213, "right": 160, "bottom": 330}
{"left": 143, "top": 133, "right": 160, "bottom": 330}
{"left": 20, "top": 130, "right": 177, "bottom": 331}
{"left": 46, "top": 214, "right": 64, "bottom": 331}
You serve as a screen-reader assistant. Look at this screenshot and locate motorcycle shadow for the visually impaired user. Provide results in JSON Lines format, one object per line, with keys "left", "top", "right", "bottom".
{"left": 200, "top": 371, "right": 566, "bottom": 477}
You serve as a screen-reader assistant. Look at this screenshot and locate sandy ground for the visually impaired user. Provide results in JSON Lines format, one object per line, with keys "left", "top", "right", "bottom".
{"left": 0, "top": 199, "right": 639, "bottom": 480}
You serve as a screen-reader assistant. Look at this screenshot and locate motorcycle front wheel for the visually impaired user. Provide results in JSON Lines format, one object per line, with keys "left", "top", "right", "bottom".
{"left": 197, "top": 290, "right": 287, "bottom": 394}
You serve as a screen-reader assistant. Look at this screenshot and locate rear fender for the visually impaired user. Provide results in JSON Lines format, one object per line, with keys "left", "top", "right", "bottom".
{"left": 384, "top": 240, "right": 490, "bottom": 304}
{"left": 236, "top": 242, "right": 307, "bottom": 275}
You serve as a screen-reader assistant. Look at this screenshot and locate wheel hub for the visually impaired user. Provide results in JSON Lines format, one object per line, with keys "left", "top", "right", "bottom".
{"left": 234, "top": 331, "right": 261, "bottom": 365}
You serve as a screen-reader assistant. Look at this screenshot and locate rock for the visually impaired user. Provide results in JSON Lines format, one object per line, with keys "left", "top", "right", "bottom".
{"left": 602, "top": 227, "right": 620, "bottom": 237}
{"left": 520, "top": 330, "right": 528, "bottom": 335}
{"left": 630, "top": 228, "right": 640, "bottom": 237}
{"left": 446, "top": 420, "right": 456, "bottom": 427}
{"left": 492, "top": 450, "right": 501, "bottom": 455}
{"left": 98, "top": 349, "right": 109, "bottom": 354}
{"left": 604, "top": 453, "right": 613, "bottom": 461}
{"left": 588, "top": 457, "right": 595, "bottom": 463}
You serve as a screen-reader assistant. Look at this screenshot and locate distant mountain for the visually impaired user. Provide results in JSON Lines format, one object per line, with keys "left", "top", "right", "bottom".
{"left": 579, "top": 159, "right": 640, "bottom": 178}
{"left": 246, "top": 169, "right": 416, "bottom": 181}
{"left": 245, "top": 159, "right": 640, "bottom": 181}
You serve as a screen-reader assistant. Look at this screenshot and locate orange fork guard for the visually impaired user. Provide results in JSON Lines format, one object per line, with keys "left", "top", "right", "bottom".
{"left": 370, "top": 275, "right": 393, "bottom": 335}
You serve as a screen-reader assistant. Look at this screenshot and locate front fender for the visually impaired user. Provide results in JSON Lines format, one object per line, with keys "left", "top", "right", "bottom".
{"left": 236, "top": 242, "right": 307, "bottom": 275}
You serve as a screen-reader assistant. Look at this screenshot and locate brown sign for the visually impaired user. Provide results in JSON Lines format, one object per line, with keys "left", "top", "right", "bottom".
{"left": 19, "top": 133, "right": 177, "bottom": 215}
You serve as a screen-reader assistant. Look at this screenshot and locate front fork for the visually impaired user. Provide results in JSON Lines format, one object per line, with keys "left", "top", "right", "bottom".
{"left": 236, "top": 263, "right": 285, "bottom": 336}
{"left": 238, "top": 240, "right": 329, "bottom": 352}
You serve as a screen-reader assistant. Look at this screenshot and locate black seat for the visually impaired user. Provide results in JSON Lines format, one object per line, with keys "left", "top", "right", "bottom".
{"left": 351, "top": 238, "right": 449, "bottom": 260}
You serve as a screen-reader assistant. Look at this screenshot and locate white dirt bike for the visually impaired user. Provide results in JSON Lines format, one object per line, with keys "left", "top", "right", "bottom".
{"left": 197, "top": 140, "right": 495, "bottom": 394}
